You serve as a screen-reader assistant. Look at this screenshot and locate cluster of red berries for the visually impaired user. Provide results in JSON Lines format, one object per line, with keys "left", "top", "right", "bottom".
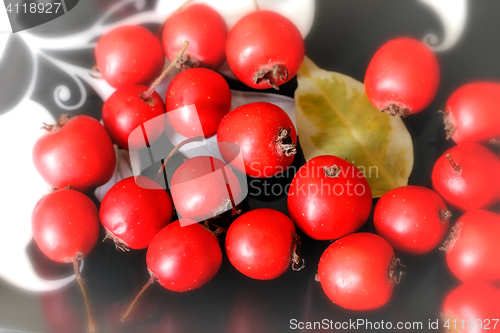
{"left": 30, "top": 4, "right": 305, "bottom": 331}
{"left": 29, "top": 4, "right": 500, "bottom": 332}
{"left": 364, "top": 37, "right": 500, "bottom": 319}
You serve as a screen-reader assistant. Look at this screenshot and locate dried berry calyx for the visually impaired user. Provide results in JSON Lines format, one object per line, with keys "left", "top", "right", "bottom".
{"left": 323, "top": 165, "right": 340, "bottom": 178}
{"left": 291, "top": 233, "right": 305, "bottom": 271}
{"left": 439, "top": 223, "right": 462, "bottom": 252}
{"left": 275, "top": 127, "right": 297, "bottom": 157}
{"left": 440, "top": 110, "right": 456, "bottom": 140}
{"left": 42, "top": 114, "right": 69, "bottom": 132}
{"left": 176, "top": 54, "right": 201, "bottom": 69}
{"left": 388, "top": 256, "right": 406, "bottom": 284}
{"left": 382, "top": 104, "right": 411, "bottom": 117}
{"left": 102, "top": 229, "right": 130, "bottom": 252}
{"left": 490, "top": 138, "right": 500, "bottom": 147}
{"left": 439, "top": 209, "right": 452, "bottom": 222}
{"left": 253, "top": 64, "right": 289, "bottom": 90}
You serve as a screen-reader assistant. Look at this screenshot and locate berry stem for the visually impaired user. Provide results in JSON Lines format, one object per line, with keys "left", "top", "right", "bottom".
{"left": 141, "top": 41, "right": 189, "bottom": 101}
{"left": 155, "top": 135, "right": 205, "bottom": 183}
{"left": 121, "top": 274, "right": 157, "bottom": 322}
{"left": 202, "top": 220, "right": 227, "bottom": 237}
{"left": 446, "top": 154, "right": 462, "bottom": 174}
{"left": 154, "top": 0, "right": 193, "bottom": 37}
{"left": 72, "top": 257, "right": 95, "bottom": 332}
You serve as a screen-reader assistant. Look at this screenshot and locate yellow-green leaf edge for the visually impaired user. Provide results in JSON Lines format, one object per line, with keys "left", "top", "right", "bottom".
{"left": 294, "top": 57, "right": 414, "bottom": 198}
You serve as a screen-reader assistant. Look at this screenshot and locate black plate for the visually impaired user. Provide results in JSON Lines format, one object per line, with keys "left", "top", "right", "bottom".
{"left": 2, "top": 0, "right": 499, "bottom": 332}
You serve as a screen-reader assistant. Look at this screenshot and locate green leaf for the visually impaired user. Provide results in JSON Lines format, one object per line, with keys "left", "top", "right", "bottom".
{"left": 295, "top": 57, "right": 414, "bottom": 198}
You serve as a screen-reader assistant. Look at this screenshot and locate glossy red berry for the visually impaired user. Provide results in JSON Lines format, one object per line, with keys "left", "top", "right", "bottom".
{"left": 32, "top": 189, "right": 99, "bottom": 331}
{"left": 99, "top": 176, "right": 173, "bottom": 250}
{"left": 162, "top": 4, "right": 227, "bottom": 69}
{"left": 365, "top": 37, "right": 440, "bottom": 116}
{"left": 442, "top": 282, "right": 500, "bottom": 332}
{"left": 226, "top": 10, "right": 305, "bottom": 89}
{"left": 318, "top": 233, "right": 403, "bottom": 311}
{"left": 166, "top": 68, "right": 231, "bottom": 138}
{"left": 287, "top": 155, "right": 372, "bottom": 240}
{"left": 102, "top": 85, "right": 165, "bottom": 150}
{"left": 442, "top": 210, "right": 500, "bottom": 283}
{"left": 33, "top": 115, "right": 116, "bottom": 193}
{"left": 32, "top": 189, "right": 100, "bottom": 263}
{"left": 374, "top": 186, "right": 450, "bottom": 254}
{"left": 95, "top": 26, "right": 164, "bottom": 88}
{"left": 217, "top": 102, "right": 297, "bottom": 178}
{"left": 443, "top": 82, "right": 500, "bottom": 145}
{"left": 225, "top": 209, "right": 299, "bottom": 280}
{"left": 147, "top": 220, "right": 222, "bottom": 292}
{"left": 431, "top": 143, "right": 500, "bottom": 211}
{"left": 170, "top": 156, "right": 242, "bottom": 222}
{"left": 121, "top": 219, "right": 223, "bottom": 322}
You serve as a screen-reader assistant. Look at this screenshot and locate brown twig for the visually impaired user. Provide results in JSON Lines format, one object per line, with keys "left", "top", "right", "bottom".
{"left": 141, "top": 41, "right": 189, "bottom": 101}
{"left": 121, "top": 274, "right": 157, "bottom": 322}
{"left": 73, "top": 257, "right": 95, "bottom": 332}
{"left": 155, "top": 136, "right": 205, "bottom": 183}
